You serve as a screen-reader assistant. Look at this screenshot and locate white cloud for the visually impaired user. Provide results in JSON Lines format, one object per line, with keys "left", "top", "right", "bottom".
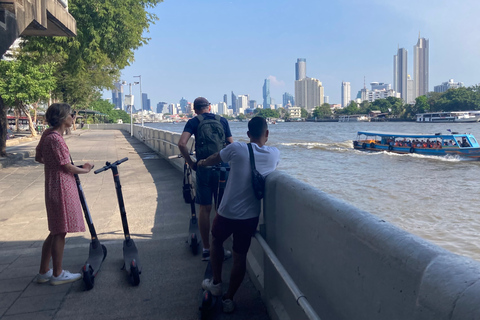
{"left": 267, "top": 75, "right": 285, "bottom": 87}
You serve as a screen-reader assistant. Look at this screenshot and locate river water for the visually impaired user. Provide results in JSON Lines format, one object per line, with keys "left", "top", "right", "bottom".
{"left": 146, "top": 120, "right": 480, "bottom": 261}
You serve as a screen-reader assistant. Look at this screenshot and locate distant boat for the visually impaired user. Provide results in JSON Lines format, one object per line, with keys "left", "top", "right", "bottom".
{"left": 339, "top": 115, "right": 370, "bottom": 122}
{"left": 353, "top": 131, "right": 480, "bottom": 159}
{"left": 416, "top": 112, "right": 479, "bottom": 123}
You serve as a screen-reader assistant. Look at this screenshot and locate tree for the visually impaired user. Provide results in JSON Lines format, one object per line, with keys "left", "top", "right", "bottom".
{"left": 0, "top": 59, "right": 56, "bottom": 140}
{"left": 90, "top": 97, "right": 130, "bottom": 123}
{"left": 254, "top": 108, "right": 280, "bottom": 118}
{"left": 312, "top": 104, "right": 332, "bottom": 119}
{"left": 300, "top": 108, "right": 309, "bottom": 118}
{"left": 21, "top": 0, "right": 163, "bottom": 108}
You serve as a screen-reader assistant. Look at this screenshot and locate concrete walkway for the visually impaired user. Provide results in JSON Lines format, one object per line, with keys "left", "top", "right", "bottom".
{"left": 0, "top": 129, "right": 269, "bottom": 320}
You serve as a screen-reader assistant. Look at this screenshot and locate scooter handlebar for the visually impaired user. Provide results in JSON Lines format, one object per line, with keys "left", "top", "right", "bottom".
{"left": 94, "top": 157, "right": 128, "bottom": 174}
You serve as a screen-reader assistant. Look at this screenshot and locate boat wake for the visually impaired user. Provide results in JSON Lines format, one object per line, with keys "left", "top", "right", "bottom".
{"left": 279, "top": 141, "right": 352, "bottom": 151}
{"left": 354, "top": 149, "right": 471, "bottom": 162}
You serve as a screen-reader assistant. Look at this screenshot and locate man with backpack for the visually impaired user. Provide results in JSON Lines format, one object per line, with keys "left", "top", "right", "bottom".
{"left": 197, "top": 116, "right": 280, "bottom": 313}
{"left": 178, "top": 97, "right": 234, "bottom": 261}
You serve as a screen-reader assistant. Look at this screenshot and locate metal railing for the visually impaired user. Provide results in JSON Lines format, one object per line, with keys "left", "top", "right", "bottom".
{"left": 254, "top": 231, "right": 321, "bottom": 320}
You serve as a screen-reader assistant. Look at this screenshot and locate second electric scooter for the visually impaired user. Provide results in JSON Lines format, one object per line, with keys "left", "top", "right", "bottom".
{"left": 94, "top": 157, "right": 141, "bottom": 286}
{"left": 70, "top": 158, "right": 107, "bottom": 290}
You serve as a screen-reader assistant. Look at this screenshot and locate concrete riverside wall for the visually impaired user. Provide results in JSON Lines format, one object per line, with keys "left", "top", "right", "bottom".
{"left": 89, "top": 124, "right": 480, "bottom": 320}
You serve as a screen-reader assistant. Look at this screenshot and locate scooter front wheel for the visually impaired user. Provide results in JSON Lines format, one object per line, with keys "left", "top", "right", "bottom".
{"left": 83, "top": 264, "right": 94, "bottom": 290}
{"left": 130, "top": 260, "right": 140, "bottom": 286}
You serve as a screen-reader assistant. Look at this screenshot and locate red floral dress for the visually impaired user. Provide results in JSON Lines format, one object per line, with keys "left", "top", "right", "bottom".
{"left": 36, "top": 129, "right": 85, "bottom": 234}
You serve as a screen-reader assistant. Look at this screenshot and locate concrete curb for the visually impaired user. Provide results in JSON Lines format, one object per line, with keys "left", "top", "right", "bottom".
{"left": 0, "top": 150, "right": 36, "bottom": 169}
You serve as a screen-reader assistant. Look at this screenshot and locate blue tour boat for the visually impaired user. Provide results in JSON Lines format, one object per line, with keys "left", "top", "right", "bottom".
{"left": 353, "top": 131, "right": 480, "bottom": 159}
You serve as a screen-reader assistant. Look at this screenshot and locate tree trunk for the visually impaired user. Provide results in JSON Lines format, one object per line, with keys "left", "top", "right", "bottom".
{"left": 19, "top": 103, "right": 37, "bottom": 137}
{"left": 14, "top": 109, "right": 19, "bottom": 132}
{"left": 0, "top": 96, "right": 7, "bottom": 157}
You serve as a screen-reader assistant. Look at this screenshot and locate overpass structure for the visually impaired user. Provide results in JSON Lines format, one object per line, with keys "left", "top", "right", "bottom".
{"left": 82, "top": 123, "right": 480, "bottom": 320}
{"left": 0, "top": 0, "right": 76, "bottom": 56}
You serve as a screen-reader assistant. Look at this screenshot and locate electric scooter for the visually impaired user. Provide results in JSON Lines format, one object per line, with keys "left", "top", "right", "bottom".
{"left": 94, "top": 157, "right": 141, "bottom": 286}
{"left": 71, "top": 159, "right": 107, "bottom": 290}
{"left": 168, "top": 150, "right": 200, "bottom": 255}
{"left": 183, "top": 162, "right": 201, "bottom": 255}
{"left": 199, "top": 165, "right": 229, "bottom": 319}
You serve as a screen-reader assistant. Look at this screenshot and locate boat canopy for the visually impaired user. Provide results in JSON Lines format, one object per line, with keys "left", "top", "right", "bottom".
{"left": 356, "top": 131, "right": 472, "bottom": 140}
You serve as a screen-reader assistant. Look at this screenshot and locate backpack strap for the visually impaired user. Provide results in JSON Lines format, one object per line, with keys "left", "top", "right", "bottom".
{"left": 214, "top": 115, "right": 221, "bottom": 122}
{"left": 247, "top": 143, "right": 256, "bottom": 170}
{"left": 196, "top": 114, "right": 204, "bottom": 122}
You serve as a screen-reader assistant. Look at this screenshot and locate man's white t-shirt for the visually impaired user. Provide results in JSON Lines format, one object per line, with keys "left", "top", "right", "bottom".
{"left": 218, "top": 142, "right": 280, "bottom": 220}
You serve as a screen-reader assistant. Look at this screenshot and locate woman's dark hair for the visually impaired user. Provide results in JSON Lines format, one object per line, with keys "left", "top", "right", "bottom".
{"left": 248, "top": 116, "right": 268, "bottom": 139}
{"left": 45, "top": 103, "right": 71, "bottom": 128}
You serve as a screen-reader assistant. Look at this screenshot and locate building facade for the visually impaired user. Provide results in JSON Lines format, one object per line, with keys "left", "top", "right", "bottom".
{"left": 434, "top": 79, "right": 464, "bottom": 93}
{"left": 112, "top": 81, "right": 124, "bottom": 110}
{"left": 413, "top": 36, "right": 429, "bottom": 97}
{"left": 295, "top": 58, "right": 306, "bottom": 81}
{"left": 341, "top": 81, "right": 351, "bottom": 108}
{"left": 231, "top": 91, "right": 237, "bottom": 114}
{"left": 294, "top": 77, "right": 324, "bottom": 112}
{"left": 283, "top": 92, "right": 294, "bottom": 108}
{"left": 263, "top": 79, "right": 271, "bottom": 109}
{"left": 394, "top": 47, "right": 408, "bottom": 102}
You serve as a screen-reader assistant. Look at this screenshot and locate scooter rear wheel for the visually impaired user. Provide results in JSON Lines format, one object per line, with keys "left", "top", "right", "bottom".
{"left": 190, "top": 233, "right": 198, "bottom": 255}
{"left": 130, "top": 260, "right": 140, "bottom": 286}
{"left": 83, "top": 264, "right": 94, "bottom": 291}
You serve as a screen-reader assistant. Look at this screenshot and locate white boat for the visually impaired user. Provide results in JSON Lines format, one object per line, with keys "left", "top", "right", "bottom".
{"left": 416, "top": 112, "right": 479, "bottom": 123}
{"left": 338, "top": 115, "right": 370, "bottom": 122}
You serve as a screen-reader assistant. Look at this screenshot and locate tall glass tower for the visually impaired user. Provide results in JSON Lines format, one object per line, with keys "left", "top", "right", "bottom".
{"left": 295, "top": 58, "right": 306, "bottom": 81}
{"left": 231, "top": 91, "right": 237, "bottom": 113}
{"left": 394, "top": 47, "right": 408, "bottom": 102}
{"left": 414, "top": 36, "right": 429, "bottom": 97}
{"left": 263, "top": 79, "right": 271, "bottom": 108}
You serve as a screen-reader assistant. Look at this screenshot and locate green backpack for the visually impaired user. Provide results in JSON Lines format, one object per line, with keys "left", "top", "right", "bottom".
{"left": 195, "top": 114, "right": 226, "bottom": 160}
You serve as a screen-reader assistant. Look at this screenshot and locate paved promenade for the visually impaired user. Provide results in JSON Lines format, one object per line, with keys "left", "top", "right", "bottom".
{"left": 0, "top": 129, "right": 269, "bottom": 320}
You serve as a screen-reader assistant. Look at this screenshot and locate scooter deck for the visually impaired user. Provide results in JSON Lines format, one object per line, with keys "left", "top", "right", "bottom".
{"left": 85, "top": 239, "right": 107, "bottom": 275}
{"left": 199, "top": 261, "right": 221, "bottom": 319}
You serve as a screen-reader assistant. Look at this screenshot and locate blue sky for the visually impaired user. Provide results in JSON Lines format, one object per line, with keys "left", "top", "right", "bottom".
{"left": 107, "top": 0, "right": 480, "bottom": 110}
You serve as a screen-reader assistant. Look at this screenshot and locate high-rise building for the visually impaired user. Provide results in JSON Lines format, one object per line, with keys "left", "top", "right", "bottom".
{"left": 179, "top": 97, "right": 188, "bottom": 113}
{"left": 112, "top": 81, "right": 124, "bottom": 110}
{"left": 283, "top": 92, "right": 294, "bottom": 107}
{"left": 223, "top": 94, "right": 228, "bottom": 105}
{"left": 434, "top": 79, "right": 464, "bottom": 93}
{"left": 294, "top": 77, "right": 324, "bottom": 112}
{"left": 394, "top": 47, "right": 408, "bottom": 102}
{"left": 157, "top": 102, "right": 168, "bottom": 113}
{"left": 249, "top": 100, "right": 257, "bottom": 109}
{"left": 263, "top": 79, "right": 271, "bottom": 108}
{"left": 370, "top": 82, "right": 391, "bottom": 91}
{"left": 237, "top": 95, "right": 249, "bottom": 111}
{"left": 407, "top": 75, "right": 415, "bottom": 104}
{"left": 141, "top": 93, "right": 152, "bottom": 112}
{"left": 414, "top": 35, "right": 429, "bottom": 97}
{"left": 295, "top": 58, "right": 306, "bottom": 81}
{"left": 341, "top": 82, "right": 351, "bottom": 108}
{"left": 324, "top": 96, "right": 329, "bottom": 104}
{"left": 217, "top": 102, "right": 227, "bottom": 115}
{"left": 231, "top": 91, "right": 237, "bottom": 114}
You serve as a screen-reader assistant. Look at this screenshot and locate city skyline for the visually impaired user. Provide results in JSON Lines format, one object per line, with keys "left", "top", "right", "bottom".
{"left": 103, "top": 0, "right": 480, "bottom": 110}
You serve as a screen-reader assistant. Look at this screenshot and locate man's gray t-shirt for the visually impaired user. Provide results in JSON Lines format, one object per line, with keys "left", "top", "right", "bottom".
{"left": 218, "top": 142, "right": 280, "bottom": 220}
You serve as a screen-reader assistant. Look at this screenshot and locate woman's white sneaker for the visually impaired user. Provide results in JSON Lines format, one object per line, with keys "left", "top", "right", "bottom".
{"left": 35, "top": 269, "right": 53, "bottom": 283}
{"left": 50, "top": 270, "right": 82, "bottom": 285}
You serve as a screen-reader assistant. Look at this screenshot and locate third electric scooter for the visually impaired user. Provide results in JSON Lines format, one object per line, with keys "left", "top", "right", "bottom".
{"left": 94, "top": 157, "right": 141, "bottom": 286}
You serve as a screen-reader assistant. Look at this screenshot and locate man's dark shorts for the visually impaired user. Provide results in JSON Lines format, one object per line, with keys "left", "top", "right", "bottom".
{"left": 195, "top": 163, "right": 229, "bottom": 206}
{"left": 195, "top": 166, "right": 219, "bottom": 205}
{"left": 211, "top": 214, "right": 259, "bottom": 255}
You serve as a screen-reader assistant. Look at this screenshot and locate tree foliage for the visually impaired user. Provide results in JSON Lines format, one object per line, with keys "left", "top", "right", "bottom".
{"left": 90, "top": 97, "right": 130, "bottom": 123}
{"left": 312, "top": 104, "right": 332, "bottom": 119}
{"left": 254, "top": 108, "right": 280, "bottom": 118}
{"left": 21, "top": 0, "right": 163, "bottom": 107}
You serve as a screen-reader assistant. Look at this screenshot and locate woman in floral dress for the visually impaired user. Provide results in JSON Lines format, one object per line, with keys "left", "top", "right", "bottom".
{"left": 35, "top": 103, "right": 93, "bottom": 285}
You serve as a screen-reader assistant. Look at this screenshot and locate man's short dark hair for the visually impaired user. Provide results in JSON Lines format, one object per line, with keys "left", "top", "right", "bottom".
{"left": 248, "top": 116, "right": 268, "bottom": 139}
{"left": 194, "top": 97, "right": 210, "bottom": 110}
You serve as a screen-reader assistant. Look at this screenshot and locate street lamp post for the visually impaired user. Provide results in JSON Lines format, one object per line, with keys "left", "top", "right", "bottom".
{"left": 122, "top": 81, "right": 137, "bottom": 136}
{"left": 134, "top": 75, "right": 143, "bottom": 126}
